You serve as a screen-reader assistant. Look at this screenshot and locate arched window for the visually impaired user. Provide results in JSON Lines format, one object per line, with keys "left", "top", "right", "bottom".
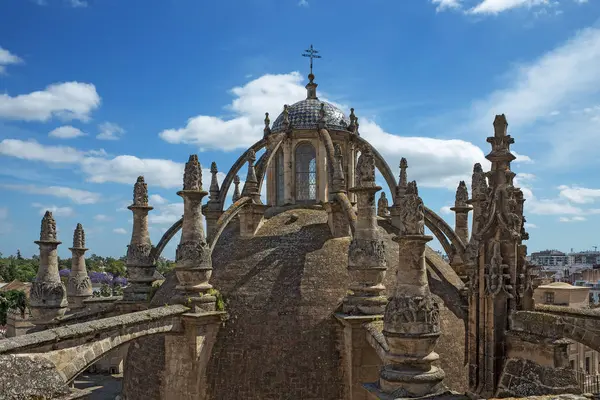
{"left": 295, "top": 142, "right": 317, "bottom": 202}
{"left": 275, "top": 148, "right": 285, "bottom": 205}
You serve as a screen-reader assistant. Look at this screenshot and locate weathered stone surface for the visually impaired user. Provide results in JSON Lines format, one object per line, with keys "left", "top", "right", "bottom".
{"left": 0, "top": 354, "right": 70, "bottom": 400}
{"left": 124, "top": 208, "right": 468, "bottom": 399}
{"left": 496, "top": 359, "right": 581, "bottom": 398}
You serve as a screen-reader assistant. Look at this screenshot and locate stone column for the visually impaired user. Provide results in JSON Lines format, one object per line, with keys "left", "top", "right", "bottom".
{"left": 175, "top": 155, "right": 216, "bottom": 312}
{"left": 390, "top": 158, "right": 408, "bottom": 232}
{"left": 343, "top": 147, "right": 387, "bottom": 315}
{"left": 326, "top": 144, "right": 351, "bottom": 238}
{"left": 30, "top": 211, "right": 68, "bottom": 324}
{"left": 204, "top": 162, "right": 222, "bottom": 241}
{"left": 123, "top": 176, "right": 156, "bottom": 304}
{"left": 379, "top": 181, "right": 446, "bottom": 397}
{"left": 66, "top": 223, "right": 92, "bottom": 309}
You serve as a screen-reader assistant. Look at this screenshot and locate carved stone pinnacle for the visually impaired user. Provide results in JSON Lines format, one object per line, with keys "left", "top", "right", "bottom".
{"left": 39, "top": 211, "right": 58, "bottom": 242}
{"left": 72, "top": 223, "right": 85, "bottom": 249}
{"left": 183, "top": 154, "right": 203, "bottom": 191}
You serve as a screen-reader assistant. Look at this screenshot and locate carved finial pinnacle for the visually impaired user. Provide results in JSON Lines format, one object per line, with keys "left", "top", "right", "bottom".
{"left": 493, "top": 114, "right": 508, "bottom": 137}
{"left": 210, "top": 161, "right": 218, "bottom": 174}
{"left": 133, "top": 175, "right": 149, "bottom": 206}
{"left": 265, "top": 112, "right": 270, "bottom": 128}
{"left": 406, "top": 181, "right": 419, "bottom": 196}
{"left": 356, "top": 146, "right": 376, "bottom": 187}
{"left": 400, "top": 158, "right": 408, "bottom": 169}
{"left": 183, "top": 154, "right": 203, "bottom": 191}
{"left": 234, "top": 174, "right": 240, "bottom": 184}
{"left": 40, "top": 210, "right": 58, "bottom": 242}
{"left": 455, "top": 180, "right": 469, "bottom": 206}
{"left": 247, "top": 149, "right": 256, "bottom": 164}
{"left": 473, "top": 163, "right": 483, "bottom": 173}
{"left": 73, "top": 223, "right": 85, "bottom": 248}
{"left": 232, "top": 174, "right": 241, "bottom": 202}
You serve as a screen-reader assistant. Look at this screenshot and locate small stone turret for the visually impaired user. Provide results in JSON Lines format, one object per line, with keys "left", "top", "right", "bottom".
{"left": 241, "top": 150, "right": 260, "bottom": 203}
{"left": 390, "top": 157, "right": 409, "bottom": 231}
{"left": 379, "top": 180, "right": 446, "bottom": 397}
{"left": 124, "top": 176, "right": 156, "bottom": 304}
{"left": 174, "top": 155, "right": 215, "bottom": 312}
{"left": 66, "top": 223, "right": 92, "bottom": 309}
{"left": 343, "top": 146, "right": 387, "bottom": 315}
{"left": 450, "top": 180, "right": 472, "bottom": 279}
{"left": 204, "top": 161, "right": 223, "bottom": 241}
{"left": 239, "top": 149, "right": 268, "bottom": 237}
{"left": 263, "top": 112, "right": 271, "bottom": 137}
{"left": 232, "top": 175, "right": 241, "bottom": 202}
{"left": 30, "top": 211, "right": 68, "bottom": 324}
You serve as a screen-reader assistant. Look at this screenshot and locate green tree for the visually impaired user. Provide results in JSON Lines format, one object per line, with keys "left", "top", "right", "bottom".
{"left": 0, "top": 290, "right": 27, "bottom": 325}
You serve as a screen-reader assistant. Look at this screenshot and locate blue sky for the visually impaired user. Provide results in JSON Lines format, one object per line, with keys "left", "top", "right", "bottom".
{"left": 1, "top": 0, "right": 600, "bottom": 259}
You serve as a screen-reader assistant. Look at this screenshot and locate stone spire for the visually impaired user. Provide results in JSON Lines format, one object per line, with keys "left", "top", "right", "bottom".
{"left": 30, "top": 211, "right": 68, "bottom": 324}
{"left": 67, "top": 223, "right": 92, "bottom": 309}
{"left": 209, "top": 162, "right": 220, "bottom": 202}
{"left": 241, "top": 150, "right": 260, "bottom": 203}
{"left": 175, "top": 155, "right": 215, "bottom": 312}
{"left": 343, "top": 146, "right": 387, "bottom": 315}
{"left": 263, "top": 112, "right": 271, "bottom": 137}
{"left": 451, "top": 180, "right": 472, "bottom": 245}
{"left": 466, "top": 114, "right": 531, "bottom": 397}
{"left": 124, "top": 176, "right": 156, "bottom": 304}
{"left": 232, "top": 174, "right": 241, "bottom": 202}
{"left": 396, "top": 157, "right": 408, "bottom": 200}
{"left": 379, "top": 180, "right": 446, "bottom": 397}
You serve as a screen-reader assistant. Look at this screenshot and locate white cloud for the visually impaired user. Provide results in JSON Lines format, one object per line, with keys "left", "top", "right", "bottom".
{"left": 94, "top": 214, "right": 111, "bottom": 221}
{"left": 97, "top": 122, "right": 125, "bottom": 141}
{"left": 149, "top": 203, "right": 184, "bottom": 225}
{"left": 468, "top": 0, "right": 552, "bottom": 15}
{"left": 440, "top": 205, "right": 453, "bottom": 215}
{"left": 432, "top": 0, "right": 462, "bottom": 11}
{"left": 558, "top": 185, "right": 600, "bottom": 204}
{"left": 1, "top": 183, "right": 101, "bottom": 204}
{"left": 113, "top": 228, "right": 127, "bottom": 235}
{"left": 0, "top": 46, "right": 23, "bottom": 74}
{"left": 0, "top": 82, "right": 100, "bottom": 122}
{"left": 512, "top": 151, "right": 534, "bottom": 164}
{"left": 31, "top": 203, "right": 74, "bottom": 217}
{"left": 49, "top": 125, "right": 86, "bottom": 139}
{"left": 559, "top": 216, "right": 587, "bottom": 223}
{"left": 298, "top": 0, "right": 309, "bottom": 6}
{"left": 69, "top": 0, "right": 88, "bottom": 7}
{"left": 524, "top": 222, "right": 538, "bottom": 229}
{"left": 0, "top": 139, "right": 84, "bottom": 163}
{"left": 149, "top": 194, "right": 168, "bottom": 205}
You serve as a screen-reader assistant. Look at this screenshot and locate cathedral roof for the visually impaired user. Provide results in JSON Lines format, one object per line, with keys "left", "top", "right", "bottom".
{"left": 270, "top": 73, "right": 351, "bottom": 134}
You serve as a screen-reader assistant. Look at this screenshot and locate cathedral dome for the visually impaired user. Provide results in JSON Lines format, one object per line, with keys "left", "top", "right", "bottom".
{"left": 270, "top": 98, "right": 350, "bottom": 133}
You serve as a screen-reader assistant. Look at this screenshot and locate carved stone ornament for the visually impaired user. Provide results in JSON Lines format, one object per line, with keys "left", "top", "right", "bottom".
{"left": 455, "top": 181, "right": 469, "bottom": 205}
{"left": 176, "top": 241, "right": 211, "bottom": 264}
{"left": 232, "top": 174, "right": 241, "bottom": 202}
{"left": 133, "top": 176, "right": 149, "bottom": 206}
{"left": 30, "top": 280, "right": 67, "bottom": 305}
{"left": 377, "top": 193, "right": 390, "bottom": 217}
{"left": 384, "top": 295, "right": 440, "bottom": 334}
{"left": 356, "top": 146, "right": 376, "bottom": 188}
{"left": 40, "top": 211, "right": 57, "bottom": 242}
{"left": 471, "top": 163, "right": 488, "bottom": 199}
{"left": 484, "top": 240, "right": 512, "bottom": 298}
{"left": 400, "top": 181, "right": 425, "bottom": 236}
{"left": 73, "top": 223, "right": 85, "bottom": 248}
{"left": 348, "top": 238, "right": 387, "bottom": 268}
{"left": 67, "top": 275, "right": 92, "bottom": 292}
{"left": 183, "top": 154, "right": 203, "bottom": 191}
{"left": 127, "top": 243, "right": 154, "bottom": 266}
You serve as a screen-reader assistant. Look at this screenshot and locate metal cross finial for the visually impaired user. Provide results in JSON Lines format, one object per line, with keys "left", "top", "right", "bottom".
{"left": 302, "top": 44, "right": 321, "bottom": 75}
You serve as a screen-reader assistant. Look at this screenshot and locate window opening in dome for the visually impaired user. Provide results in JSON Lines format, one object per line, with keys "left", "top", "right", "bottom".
{"left": 295, "top": 142, "right": 317, "bottom": 203}
{"left": 275, "top": 148, "right": 285, "bottom": 205}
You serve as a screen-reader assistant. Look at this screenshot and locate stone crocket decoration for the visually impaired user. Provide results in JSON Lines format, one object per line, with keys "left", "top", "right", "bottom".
{"left": 30, "top": 211, "right": 68, "bottom": 324}
{"left": 378, "top": 180, "right": 446, "bottom": 397}
{"left": 133, "top": 176, "right": 149, "bottom": 206}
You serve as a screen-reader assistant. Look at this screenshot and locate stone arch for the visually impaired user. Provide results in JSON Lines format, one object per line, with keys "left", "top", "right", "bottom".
{"left": 0, "top": 305, "right": 187, "bottom": 385}
{"left": 217, "top": 138, "right": 267, "bottom": 212}
{"left": 511, "top": 307, "right": 600, "bottom": 353}
{"left": 256, "top": 137, "right": 284, "bottom": 203}
{"left": 152, "top": 218, "right": 183, "bottom": 262}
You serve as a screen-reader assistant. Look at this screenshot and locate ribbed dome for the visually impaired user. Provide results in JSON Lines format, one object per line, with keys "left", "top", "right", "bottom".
{"left": 271, "top": 99, "right": 350, "bottom": 133}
